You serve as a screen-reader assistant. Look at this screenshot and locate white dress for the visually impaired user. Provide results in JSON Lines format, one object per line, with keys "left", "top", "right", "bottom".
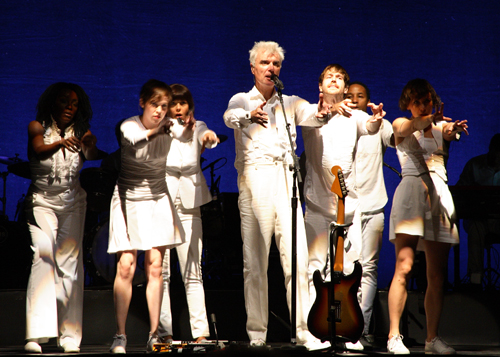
{"left": 389, "top": 122, "right": 459, "bottom": 246}
{"left": 107, "top": 116, "right": 185, "bottom": 253}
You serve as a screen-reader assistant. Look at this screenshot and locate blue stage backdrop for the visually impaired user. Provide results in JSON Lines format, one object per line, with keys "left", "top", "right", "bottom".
{"left": 1, "top": 0, "right": 499, "bottom": 289}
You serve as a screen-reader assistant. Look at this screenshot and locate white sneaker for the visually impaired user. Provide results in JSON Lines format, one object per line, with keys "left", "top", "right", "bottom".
{"left": 346, "top": 340, "right": 364, "bottom": 350}
{"left": 387, "top": 334, "right": 410, "bottom": 354}
{"left": 425, "top": 337, "right": 456, "bottom": 354}
{"left": 25, "top": 341, "right": 42, "bottom": 353}
{"left": 249, "top": 339, "right": 266, "bottom": 347}
{"left": 110, "top": 334, "right": 127, "bottom": 354}
{"left": 61, "top": 341, "right": 80, "bottom": 353}
{"left": 303, "top": 338, "right": 331, "bottom": 351}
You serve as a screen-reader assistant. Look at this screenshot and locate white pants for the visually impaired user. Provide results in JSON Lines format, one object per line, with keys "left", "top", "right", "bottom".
{"left": 359, "top": 209, "right": 384, "bottom": 335}
{"left": 238, "top": 163, "right": 312, "bottom": 344}
{"left": 25, "top": 190, "right": 86, "bottom": 347}
{"left": 304, "top": 200, "right": 362, "bottom": 308}
{"left": 159, "top": 202, "right": 209, "bottom": 339}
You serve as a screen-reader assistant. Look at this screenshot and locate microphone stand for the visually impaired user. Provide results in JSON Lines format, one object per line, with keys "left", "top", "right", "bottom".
{"left": 274, "top": 83, "right": 302, "bottom": 347}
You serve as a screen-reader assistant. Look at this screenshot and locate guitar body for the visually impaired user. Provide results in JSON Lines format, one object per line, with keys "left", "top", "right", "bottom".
{"left": 307, "top": 262, "right": 364, "bottom": 343}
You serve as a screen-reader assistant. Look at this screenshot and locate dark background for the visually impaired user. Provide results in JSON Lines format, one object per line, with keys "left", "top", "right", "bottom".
{"left": 1, "top": 0, "right": 500, "bottom": 291}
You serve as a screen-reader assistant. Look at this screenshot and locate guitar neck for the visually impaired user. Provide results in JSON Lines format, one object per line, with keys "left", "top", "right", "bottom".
{"left": 333, "top": 198, "right": 345, "bottom": 272}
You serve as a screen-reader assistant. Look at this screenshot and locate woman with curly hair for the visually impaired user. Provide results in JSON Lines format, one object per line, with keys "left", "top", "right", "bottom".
{"left": 24, "top": 82, "right": 99, "bottom": 353}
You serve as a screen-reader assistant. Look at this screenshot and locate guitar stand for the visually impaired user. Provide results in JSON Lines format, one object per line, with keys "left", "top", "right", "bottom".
{"left": 329, "top": 221, "right": 352, "bottom": 285}
{"left": 328, "top": 221, "right": 352, "bottom": 354}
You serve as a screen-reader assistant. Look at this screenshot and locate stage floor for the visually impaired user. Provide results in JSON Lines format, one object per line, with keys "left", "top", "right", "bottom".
{"left": 2, "top": 287, "right": 500, "bottom": 356}
{"left": 2, "top": 342, "right": 500, "bottom": 356}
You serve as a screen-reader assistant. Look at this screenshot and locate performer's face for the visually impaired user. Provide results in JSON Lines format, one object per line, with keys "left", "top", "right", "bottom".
{"left": 346, "top": 84, "right": 369, "bottom": 112}
{"left": 52, "top": 89, "right": 78, "bottom": 127}
{"left": 407, "top": 92, "right": 433, "bottom": 118}
{"left": 319, "top": 69, "right": 347, "bottom": 97}
{"left": 168, "top": 99, "right": 191, "bottom": 124}
{"left": 251, "top": 50, "right": 281, "bottom": 89}
{"left": 140, "top": 94, "right": 169, "bottom": 129}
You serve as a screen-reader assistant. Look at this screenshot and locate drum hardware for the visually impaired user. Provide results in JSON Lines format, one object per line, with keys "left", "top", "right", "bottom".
{"left": 201, "top": 157, "right": 226, "bottom": 199}
{"left": 83, "top": 218, "right": 146, "bottom": 287}
{"left": 0, "top": 153, "right": 24, "bottom": 166}
{"left": 0, "top": 171, "right": 7, "bottom": 219}
{"left": 1, "top": 154, "right": 28, "bottom": 219}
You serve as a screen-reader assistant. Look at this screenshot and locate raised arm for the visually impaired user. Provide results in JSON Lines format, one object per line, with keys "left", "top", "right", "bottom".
{"left": 443, "top": 120, "right": 468, "bottom": 141}
{"left": 366, "top": 102, "right": 386, "bottom": 134}
{"left": 223, "top": 94, "right": 269, "bottom": 129}
{"left": 80, "top": 130, "right": 99, "bottom": 160}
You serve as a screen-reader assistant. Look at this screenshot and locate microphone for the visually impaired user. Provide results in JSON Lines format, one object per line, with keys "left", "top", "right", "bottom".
{"left": 270, "top": 74, "right": 284, "bottom": 91}
{"left": 168, "top": 116, "right": 185, "bottom": 125}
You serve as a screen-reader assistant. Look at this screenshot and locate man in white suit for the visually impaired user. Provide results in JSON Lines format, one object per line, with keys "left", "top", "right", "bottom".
{"left": 223, "top": 41, "right": 332, "bottom": 350}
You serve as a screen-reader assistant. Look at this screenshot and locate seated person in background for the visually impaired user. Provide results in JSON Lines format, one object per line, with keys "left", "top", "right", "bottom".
{"left": 456, "top": 133, "right": 500, "bottom": 287}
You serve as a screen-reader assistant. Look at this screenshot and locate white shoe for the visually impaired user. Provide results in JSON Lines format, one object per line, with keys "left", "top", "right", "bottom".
{"left": 425, "top": 337, "right": 456, "bottom": 354}
{"left": 387, "top": 334, "right": 410, "bottom": 354}
{"left": 110, "top": 334, "right": 127, "bottom": 354}
{"left": 346, "top": 340, "right": 364, "bottom": 350}
{"left": 249, "top": 339, "right": 266, "bottom": 347}
{"left": 303, "top": 338, "right": 331, "bottom": 351}
{"left": 25, "top": 341, "right": 42, "bottom": 353}
{"left": 61, "top": 341, "right": 80, "bottom": 353}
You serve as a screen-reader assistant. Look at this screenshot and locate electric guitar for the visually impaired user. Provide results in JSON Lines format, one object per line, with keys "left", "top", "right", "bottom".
{"left": 307, "top": 165, "right": 364, "bottom": 343}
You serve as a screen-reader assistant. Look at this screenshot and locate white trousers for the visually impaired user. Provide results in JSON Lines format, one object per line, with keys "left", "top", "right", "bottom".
{"left": 359, "top": 209, "right": 384, "bottom": 335}
{"left": 159, "top": 203, "right": 209, "bottom": 339}
{"left": 237, "top": 163, "right": 313, "bottom": 344}
{"left": 25, "top": 190, "right": 86, "bottom": 346}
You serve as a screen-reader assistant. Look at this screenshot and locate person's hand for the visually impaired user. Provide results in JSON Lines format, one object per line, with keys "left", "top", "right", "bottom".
{"left": 316, "top": 93, "right": 333, "bottom": 120}
{"left": 60, "top": 136, "right": 81, "bottom": 153}
{"left": 158, "top": 116, "right": 173, "bottom": 134}
{"left": 431, "top": 103, "right": 451, "bottom": 125}
{"left": 334, "top": 98, "right": 355, "bottom": 118}
{"left": 81, "top": 133, "right": 97, "bottom": 149}
{"left": 184, "top": 113, "right": 196, "bottom": 129}
{"left": 202, "top": 131, "right": 219, "bottom": 146}
{"left": 250, "top": 102, "right": 269, "bottom": 128}
{"left": 446, "top": 120, "right": 469, "bottom": 136}
{"left": 368, "top": 102, "right": 386, "bottom": 121}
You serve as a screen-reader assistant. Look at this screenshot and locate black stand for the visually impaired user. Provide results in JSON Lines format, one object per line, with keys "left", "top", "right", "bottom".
{"left": 328, "top": 221, "right": 351, "bottom": 353}
{"left": 0, "top": 171, "right": 8, "bottom": 219}
{"left": 275, "top": 85, "right": 302, "bottom": 345}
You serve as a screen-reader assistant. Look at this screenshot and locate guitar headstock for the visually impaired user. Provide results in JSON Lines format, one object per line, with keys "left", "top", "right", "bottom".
{"left": 330, "top": 165, "right": 348, "bottom": 199}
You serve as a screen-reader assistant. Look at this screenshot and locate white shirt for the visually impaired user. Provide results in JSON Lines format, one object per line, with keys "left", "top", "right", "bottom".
{"left": 397, "top": 121, "right": 448, "bottom": 182}
{"left": 223, "top": 86, "right": 323, "bottom": 174}
{"left": 165, "top": 120, "right": 216, "bottom": 209}
{"left": 118, "top": 116, "right": 191, "bottom": 201}
{"left": 355, "top": 118, "right": 394, "bottom": 212}
{"left": 302, "top": 109, "right": 372, "bottom": 215}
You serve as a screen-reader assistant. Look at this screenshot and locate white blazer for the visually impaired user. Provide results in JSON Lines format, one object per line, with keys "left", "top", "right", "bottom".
{"left": 165, "top": 120, "right": 217, "bottom": 209}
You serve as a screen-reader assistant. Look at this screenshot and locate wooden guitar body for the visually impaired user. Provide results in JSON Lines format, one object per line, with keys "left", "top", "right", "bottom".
{"left": 307, "top": 263, "right": 364, "bottom": 343}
